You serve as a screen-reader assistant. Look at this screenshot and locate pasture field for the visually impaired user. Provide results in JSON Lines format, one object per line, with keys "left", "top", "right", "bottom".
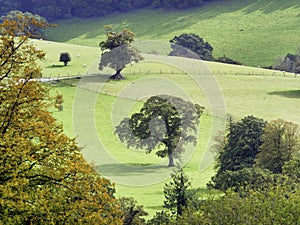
{"left": 42, "top": 0, "right": 300, "bottom": 215}
{"left": 50, "top": 56, "right": 299, "bottom": 216}
{"left": 45, "top": 0, "right": 300, "bottom": 66}
{"left": 32, "top": 39, "right": 99, "bottom": 77}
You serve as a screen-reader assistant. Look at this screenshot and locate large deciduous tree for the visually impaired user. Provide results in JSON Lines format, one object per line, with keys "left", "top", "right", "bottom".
{"left": 208, "top": 115, "right": 266, "bottom": 190}
{"left": 0, "top": 13, "right": 122, "bottom": 224}
{"left": 169, "top": 33, "right": 214, "bottom": 61}
{"left": 217, "top": 115, "right": 266, "bottom": 173}
{"left": 99, "top": 27, "right": 143, "bottom": 80}
{"left": 256, "top": 119, "right": 299, "bottom": 174}
{"left": 115, "top": 95, "right": 204, "bottom": 167}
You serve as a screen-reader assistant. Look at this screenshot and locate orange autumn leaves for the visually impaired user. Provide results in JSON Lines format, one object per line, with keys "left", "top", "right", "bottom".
{"left": 0, "top": 14, "right": 122, "bottom": 224}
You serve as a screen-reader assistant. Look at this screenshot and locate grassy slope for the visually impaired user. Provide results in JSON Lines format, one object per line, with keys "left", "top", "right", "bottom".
{"left": 45, "top": 0, "right": 300, "bottom": 66}
{"left": 32, "top": 39, "right": 99, "bottom": 77}
{"left": 51, "top": 57, "right": 299, "bottom": 217}
{"left": 42, "top": 0, "right": 300, "bottom": 217}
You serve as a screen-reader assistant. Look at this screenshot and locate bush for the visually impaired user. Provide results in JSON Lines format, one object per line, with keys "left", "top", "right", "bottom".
{"left": 216, "top": 55, "right": 242, "bottom": 65}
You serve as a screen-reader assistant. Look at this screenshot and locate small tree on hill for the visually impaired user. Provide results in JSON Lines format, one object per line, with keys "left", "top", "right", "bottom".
{"left": 169, "top": 33, "right": 214, "bottom": 61}
{"left": 115, "top": 95, "right": 204, "bottom": 167}
{"left": 99, "top": 27, "right": 143, "bottom": 80}
{"left": 59, "top": 52, "right": 71, "bottom": 66}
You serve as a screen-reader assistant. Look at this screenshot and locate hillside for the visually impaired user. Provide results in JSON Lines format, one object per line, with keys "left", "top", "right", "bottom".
{"left": 45, "top": 0, "right": 300, "bottom": 67}
{"left": 35, "top": 11, "right": 300, "bottom": 217}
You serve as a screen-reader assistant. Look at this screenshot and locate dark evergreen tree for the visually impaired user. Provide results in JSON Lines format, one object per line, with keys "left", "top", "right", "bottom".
{"left": 207, "top": 167, "right": 277, "bottom": 192}
{"left": 163, "top": 169, "right": 193, "bottom": 216}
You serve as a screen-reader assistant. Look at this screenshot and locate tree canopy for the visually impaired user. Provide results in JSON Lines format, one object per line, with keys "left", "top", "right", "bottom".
{"left": 169, "top": 33, "right": 214, "bottom": 61}
{"left": 208, "top": 115, "right": 266, "bottom": 190}
{"left": 0, "top": 0, "right": 211, "bottom": 21}
{"left": 0, "top": 12, "right": 122, "bottom": 224}
{"left": 256, "top": 119, "right": 299, "bottom": 173}
{"left": 177, "top": 182, "right": 300, "bottom": 225}
{"left": 0, "top": 10, "right": 51, "bottom": 38}
{"left": 217, "top": 115, "right": 266, "bottom": 173}
{"left": 59, "top": 52, "right": 71, "bottom": 66}
{"left": 115, "top": 95, "right": 204, "bottom": 167}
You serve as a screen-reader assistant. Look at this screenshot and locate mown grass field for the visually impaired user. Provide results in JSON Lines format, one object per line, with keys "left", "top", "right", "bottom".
{"left": 45, "top": 0, "right": 300, "bottom": 66}
{"left": 41, "top": 0, "right": 300, "bottom": 217}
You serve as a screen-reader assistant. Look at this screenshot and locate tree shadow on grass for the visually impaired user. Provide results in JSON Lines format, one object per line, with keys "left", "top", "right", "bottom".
{"left": 95, "top": 163, "right": 171, "bottom": 177}
{"left": 45, "top": 64, "right": 65, "bottom": 68}
{"left": 268, "top": 90, "right": 300, "bottom": 98}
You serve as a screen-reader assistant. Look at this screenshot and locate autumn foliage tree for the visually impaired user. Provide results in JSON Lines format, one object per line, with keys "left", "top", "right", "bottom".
{"left": 0, "top": 13, "right": 122, "bottom": 224}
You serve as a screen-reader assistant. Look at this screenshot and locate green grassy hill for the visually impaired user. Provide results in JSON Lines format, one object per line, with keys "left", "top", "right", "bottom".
{"left": 45, "top": 0, "right": 300, "bottom": 67}
{"left": 45, "top": 40, "right": 299, "bottom": 217}
{"left": 40, "top": 0, "right": 300, "bottom": 217}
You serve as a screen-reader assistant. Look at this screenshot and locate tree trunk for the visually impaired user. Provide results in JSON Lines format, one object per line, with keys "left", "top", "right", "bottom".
{"left": 168, "top": 154, "right": 174, "bottom": 167}
{"left": 110, "top": 69, "right": 124, "bottom": 80}
{"left": 64, "top": 61, "right": 68, "bottom": 66}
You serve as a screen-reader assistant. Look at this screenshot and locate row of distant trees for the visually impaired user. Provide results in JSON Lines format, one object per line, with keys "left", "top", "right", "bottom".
{"left": 0, "top": 0, "right": 216, "bottom": 21}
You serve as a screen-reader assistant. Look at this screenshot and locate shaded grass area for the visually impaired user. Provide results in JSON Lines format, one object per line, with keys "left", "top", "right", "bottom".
{"left": 268, "top": 90, "right": 300, "bottom": 99}
{"left": 45, "top": 0, "right": 300, "bottom": 66}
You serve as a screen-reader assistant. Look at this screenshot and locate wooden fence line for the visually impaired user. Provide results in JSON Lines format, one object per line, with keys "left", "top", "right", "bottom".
{"left": 41, "top": 69, "right": 298, "bottom": 80}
